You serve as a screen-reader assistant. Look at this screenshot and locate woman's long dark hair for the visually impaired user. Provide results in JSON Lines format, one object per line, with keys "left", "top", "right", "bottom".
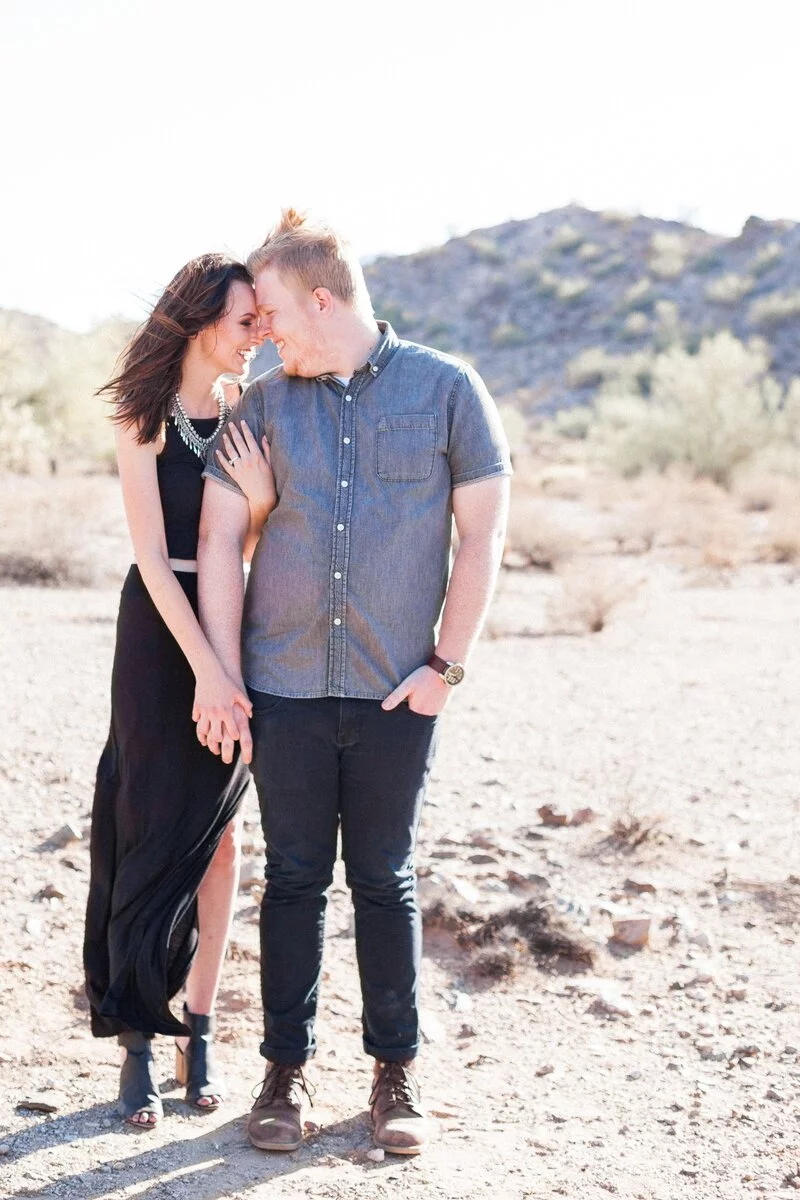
{"left": 100, "top": 254, "right": 252, "bottom": 445}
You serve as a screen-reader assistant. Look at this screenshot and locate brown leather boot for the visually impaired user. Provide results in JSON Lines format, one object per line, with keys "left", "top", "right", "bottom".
{"left": 246, "top": 1063, "right": 311, "bottom": 1151}
{"left": 369, "top": 1060, "right": 429, "bottom": 1155}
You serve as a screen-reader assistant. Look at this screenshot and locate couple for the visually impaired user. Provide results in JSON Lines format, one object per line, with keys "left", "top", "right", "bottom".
{"left": 83, "top": 209, "right": 512, "bottom": 1156}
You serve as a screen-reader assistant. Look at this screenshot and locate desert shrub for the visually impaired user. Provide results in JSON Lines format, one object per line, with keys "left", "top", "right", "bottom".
{"left": 556, "top": 276, "right": 590, "bottom": 302}
{"left": 566, "top": 347, "right": 654, "bottom": 393}
{"left": 691, "top": 249, "right": 725, "bottom": 273}
{"left": 491, "top": 322, "right": 527, "bottom": 348}
{"left": 760, "top": 507, "right": 800, "bottom": 563}
{"left": 749, "top": 290, "right": 800, "bottom": 326}
{"left": 536, "top": 269, "right": 560, "bottom": 296}
{"left": 551, "top": 223, "right": 582, "bottom": 252}
{"left": 648, "top": 232, "right": 690, "bottom": 279}
{"left": 0, "top": 314, "right": 132, "bottom": 472}
{"left": 554, "top": 408, "right": 592, "bottom": 441}
{"left": 0, "top": 474, "right": 127, "bottom": 587}
{"left": 705, "top": 273, "right": 755, "bottom": 304}
{"left": 750, "top": 241, "right": 782, "bottom": 276}
{"left": 620, "top": 279, "right": 655, "bottom": 313}
{"left": 506, "top": 494, "right": 584, "bottom": 569}
{"left": 380, "top": 301, "right": 417, "bottom": 334}
{"left": 547, "top": 561, "right": 638, "bottom": 633}
{"left": 652, "top": 300, "right": 684, "bottom": 350}
{"left": 496, "top": 404, "right": 529, "bottom": 455}
{"left": 466, "top": 235, "right": 504, "bottom": 263}
{"left": 591, "top": 253, "right": 626, "bottom": 278}
{"left": 590, "top": 332, "right": 800, "bottom": 485}
{"left": 577, "top": 241, "right": 603, "bottom": 262}
{"left": 622, "top": 312, "right": 650, "bottom": 338}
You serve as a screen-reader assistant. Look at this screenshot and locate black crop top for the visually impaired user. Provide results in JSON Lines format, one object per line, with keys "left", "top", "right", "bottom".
{"left": 156, "top": 416, "right": 220, "bottom": 559}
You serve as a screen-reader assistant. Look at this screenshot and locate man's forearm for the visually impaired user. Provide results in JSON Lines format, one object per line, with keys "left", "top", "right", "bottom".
{"left": 434, "top": 525, "right": 505, "bottom": 663}
{"left": 198, "top": 529, "right": 247, "bottom": 685}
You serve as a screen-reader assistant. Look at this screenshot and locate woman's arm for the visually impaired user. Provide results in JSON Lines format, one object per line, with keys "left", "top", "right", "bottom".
{"left": 214, "top": 420, "right": 276, "bottom": 561}
{"left": 116, "top": 421, "right": 252, "bottom": 759}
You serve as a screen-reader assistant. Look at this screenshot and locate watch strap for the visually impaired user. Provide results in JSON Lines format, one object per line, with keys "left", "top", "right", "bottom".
{"left": 427, "top": 653, "right": 450, "bottom": 676}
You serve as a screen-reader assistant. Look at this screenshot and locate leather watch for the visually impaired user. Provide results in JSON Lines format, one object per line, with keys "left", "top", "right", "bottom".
{"left": 427, "top": 653, "right": 466, "bottom": 686}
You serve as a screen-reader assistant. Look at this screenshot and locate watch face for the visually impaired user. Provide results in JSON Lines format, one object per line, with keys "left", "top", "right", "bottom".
{"left": 443, "top": 663, "right": 465, "bottom": 686}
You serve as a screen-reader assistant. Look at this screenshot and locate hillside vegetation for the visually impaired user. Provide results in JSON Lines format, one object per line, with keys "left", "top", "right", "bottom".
{"left": 3, "top": 205, "right": 800, "bottom": 484}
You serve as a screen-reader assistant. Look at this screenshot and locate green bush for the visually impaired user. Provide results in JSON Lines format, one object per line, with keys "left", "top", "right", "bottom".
{"left": 589, "top": 332, "right": 800, "bottom": 485}
{"left": 491, "top": 322, "right": 528, "bottom": 348}
{"left": 749, "top": 290, "right": 800, "bottom": 326}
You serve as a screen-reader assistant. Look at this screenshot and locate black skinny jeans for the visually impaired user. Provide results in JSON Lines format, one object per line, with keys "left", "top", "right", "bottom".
{"left": 248, "top": 692, "right": 440, "bottom": 1065}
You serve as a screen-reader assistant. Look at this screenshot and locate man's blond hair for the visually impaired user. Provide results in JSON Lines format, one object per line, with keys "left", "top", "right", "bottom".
{"left": 247, "top": 209, "right": 370, "bottom": 310}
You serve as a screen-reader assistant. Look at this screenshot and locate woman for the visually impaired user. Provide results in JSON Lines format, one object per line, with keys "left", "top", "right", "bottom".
{"left": 83, "top": 254, "right": 275, "bottom": 1129}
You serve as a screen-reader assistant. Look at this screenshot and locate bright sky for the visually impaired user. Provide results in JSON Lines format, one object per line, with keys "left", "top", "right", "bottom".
{"left": 3, "top": 0, "right": 799, "bottom": 330}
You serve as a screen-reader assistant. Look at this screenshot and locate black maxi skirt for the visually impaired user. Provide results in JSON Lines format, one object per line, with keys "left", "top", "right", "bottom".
{"left": 84, "top": 565, "right": 250, "bottom": 1038}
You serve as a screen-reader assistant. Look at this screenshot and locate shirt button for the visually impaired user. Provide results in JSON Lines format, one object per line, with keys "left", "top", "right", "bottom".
{"left": 370, "top": 364, "right": 379, "bottom": 375}
{"left": 337, "top": 523, "right": 344, "bottom": 531}
{"left": 333, "top": 617, "right": 342, "bottom": 626}
{"left": 343, "top": 437, "right": 350, "bottom": 444}
{"left": 345, "top": 394, "right": 352, "bottom": 402}
{"left": 334, "top": 571, "right": 342, "bottom": 579}
{"left": 341, "top": 480, "right": 348, "bottom": 487}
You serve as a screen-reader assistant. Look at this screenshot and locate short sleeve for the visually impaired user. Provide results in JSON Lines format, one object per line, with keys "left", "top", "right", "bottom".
{"left": 447, "top": 364, "right": 513, "bottom": 488}
{"left": 202, "top": 379, "right": 266, "bottom": 496}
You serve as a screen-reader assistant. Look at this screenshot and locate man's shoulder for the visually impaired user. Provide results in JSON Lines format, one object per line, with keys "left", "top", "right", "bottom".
{"left": 393, "top": 337, "right": 471, "bottom": 379}
{"left": 244, "top": 364, "right": 287, "bottom": 396}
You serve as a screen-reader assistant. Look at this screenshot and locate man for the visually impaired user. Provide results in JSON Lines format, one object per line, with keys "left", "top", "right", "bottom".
{"left": 196, "top": 209, "right": 511, "bottom": 1155}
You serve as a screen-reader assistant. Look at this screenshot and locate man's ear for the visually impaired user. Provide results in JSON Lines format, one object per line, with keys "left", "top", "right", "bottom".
{"left": 312, "top": 287, "right": 334, "bottom": 315}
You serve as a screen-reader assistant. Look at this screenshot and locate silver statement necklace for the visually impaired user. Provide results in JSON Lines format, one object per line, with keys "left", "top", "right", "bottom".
{"left": 171, "top": 391, "right": 230, "bottom": 459}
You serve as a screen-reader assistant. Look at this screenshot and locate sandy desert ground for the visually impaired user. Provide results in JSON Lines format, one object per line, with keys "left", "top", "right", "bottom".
{"left": 0, "top": 476, "right": 799, "bottom": 1200}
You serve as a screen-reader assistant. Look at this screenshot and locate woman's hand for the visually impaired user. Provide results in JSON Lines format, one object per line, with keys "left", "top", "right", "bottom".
{"left": 193, "top": 667, "right": 254, "bottom": 765}
{"left": 216, "top": 421, "right": 276, "bottom": 515}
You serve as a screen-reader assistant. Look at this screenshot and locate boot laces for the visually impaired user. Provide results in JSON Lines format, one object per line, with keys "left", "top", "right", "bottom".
{"left": 372, "top": 1061, "right": 420, "bottom": 1109}
{"left": 253, "top": 1063, "right": 314, "bottom": 1108}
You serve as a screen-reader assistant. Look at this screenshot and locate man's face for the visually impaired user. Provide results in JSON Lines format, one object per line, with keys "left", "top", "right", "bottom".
{"left": 254, "top": 267, "right": 326, "bottom": 377}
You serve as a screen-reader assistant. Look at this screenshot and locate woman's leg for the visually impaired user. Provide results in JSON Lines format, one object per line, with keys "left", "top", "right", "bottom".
{"left": 177, "top": 811, "right": 242, "bottom": 1102}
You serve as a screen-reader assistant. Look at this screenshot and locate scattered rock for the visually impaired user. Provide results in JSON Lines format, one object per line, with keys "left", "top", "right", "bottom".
{"left": 36, "top": 883, "right": 65, "bottom": 901}
{"left": 48, "top": 823, "right": 82, "bottom": 849}
{"left": 610, "top": 917, "right": 651, "bottom": 949}
{"left": 458, "top": 1024, "right": 476, "bottom": 1039}
{"left": 765, "top": 1086, "right": 784, "bottom": 1102}
{"left": 726, "top": 986, "right": 747, "bottom": 1002}
{"left": 623, "top": 878, "right": 657, "bottom": 896}
{"left": 536, "top": 1064, "right": 555, "bottom": 1077}
{"left": 537, "top": 804, "right": 597, "bottom": 828}
{"left": 467, "top": 853, "right": 500, "bottom": 865}
{"left": 450, "top": 990, "right": 473, "bottom": 1013}
{"left": 505, "top": 870, "right": 551, "bottom": 892}
{"left": 626, "top": 1070, "right": 643, "bottom": 1081}
{"left": 683, "top": 987, "right": 708, "bottom": 1002}
{"left": 17, "top": 1099, "right": 59, "bottom": 1114}
{"left": 538, "top": 804, "right": 570, "bottom": 827}
{"left": 303, "top": 1120, "right": 321, "bottom": 1133}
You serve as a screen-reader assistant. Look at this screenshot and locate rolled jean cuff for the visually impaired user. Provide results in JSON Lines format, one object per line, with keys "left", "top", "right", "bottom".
{"left": 260, "top": 1041, "right": 315, "bottom": 1066}
{"left": 363, "top": 1038, "right": 419, "bottom": 1062}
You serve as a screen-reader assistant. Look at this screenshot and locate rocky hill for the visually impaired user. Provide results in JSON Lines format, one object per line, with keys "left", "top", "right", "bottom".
{"left": 8, "top": 205, "right": 800, "bottom": 421}
{"left": 360, "top": 206, "right": 800, "bottom": 414}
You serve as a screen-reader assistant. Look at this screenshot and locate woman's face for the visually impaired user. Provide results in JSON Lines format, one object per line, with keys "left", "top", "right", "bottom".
{"left": 198, "top": 279, "right": 262, "bottom": 377}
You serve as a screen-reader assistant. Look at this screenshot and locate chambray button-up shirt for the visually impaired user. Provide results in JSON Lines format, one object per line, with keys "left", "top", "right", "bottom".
{"left": 203, "top": 322, "right": 511, "bottom": 699}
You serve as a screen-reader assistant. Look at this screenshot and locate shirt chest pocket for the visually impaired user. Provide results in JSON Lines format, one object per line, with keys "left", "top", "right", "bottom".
{"left": 376, "top": 413, "right": 437, "bottom": 483}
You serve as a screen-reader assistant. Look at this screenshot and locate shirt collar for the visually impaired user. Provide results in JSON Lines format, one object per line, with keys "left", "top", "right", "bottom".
{"left": 315, "top": 321, "right": 399, "bottom": 385}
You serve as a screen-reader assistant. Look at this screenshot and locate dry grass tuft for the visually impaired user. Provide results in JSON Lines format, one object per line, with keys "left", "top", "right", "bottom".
{"left": 0, "top": 475, "right": 127, "bottom": 589}
{"left": 547, "top": 561, "right": 638, "bottom": 633}
{"left": 421, "top": 897, "right": 596, "bottom": 974}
